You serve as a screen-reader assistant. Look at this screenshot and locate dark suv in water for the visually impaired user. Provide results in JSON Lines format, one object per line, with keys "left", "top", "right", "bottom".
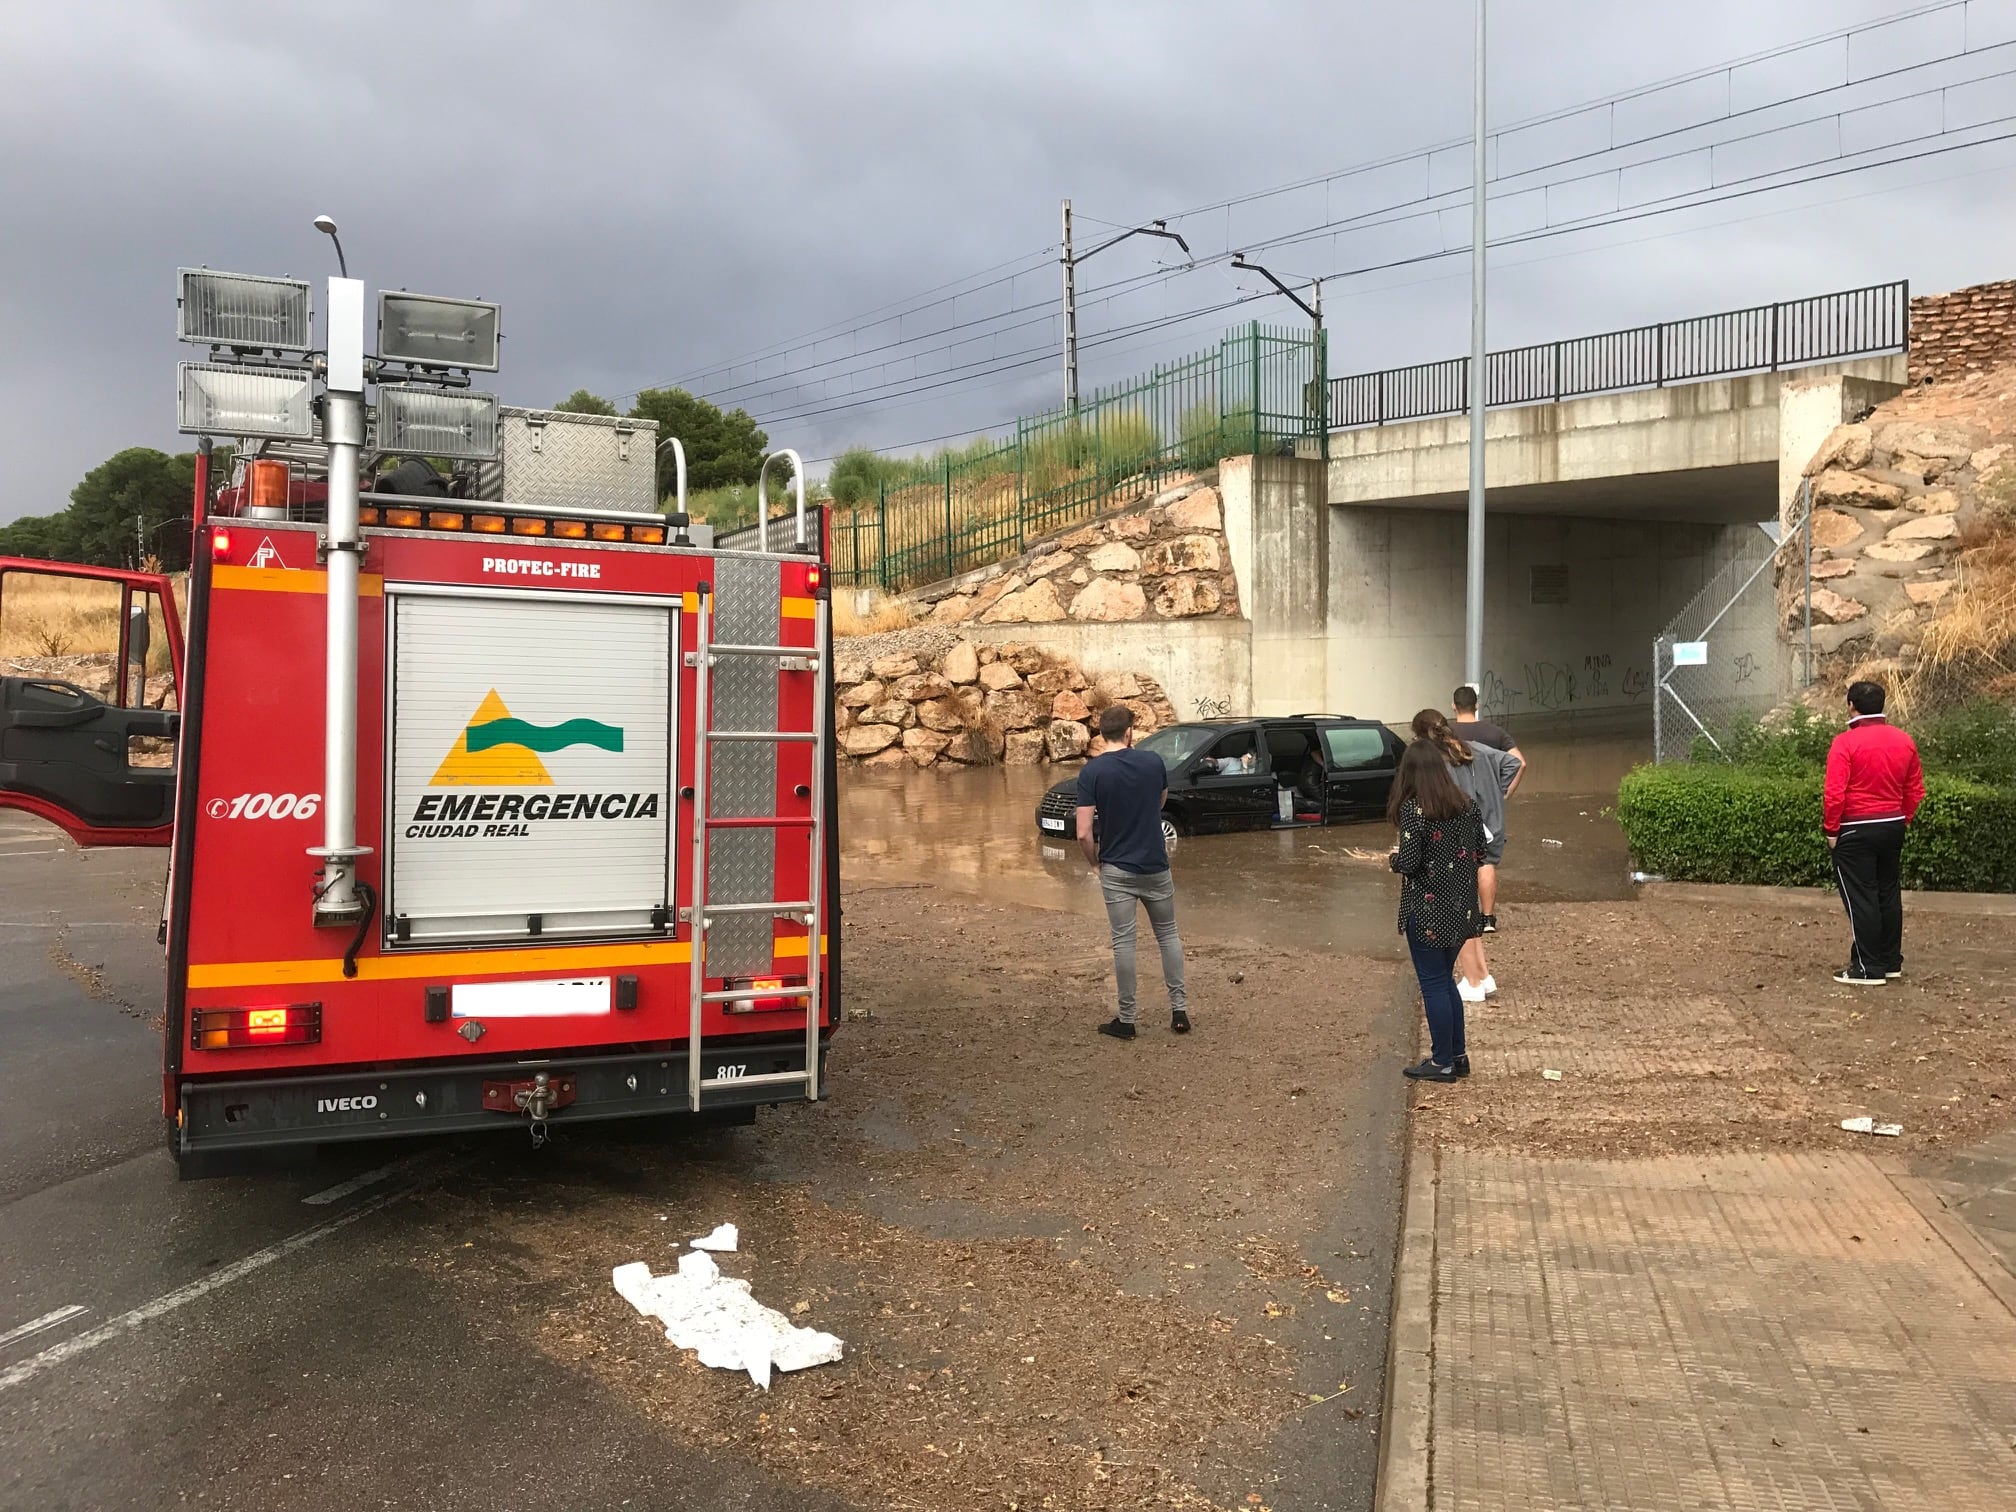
{"left": 1036, "top": 716, "right": 1404, "bottom": 848}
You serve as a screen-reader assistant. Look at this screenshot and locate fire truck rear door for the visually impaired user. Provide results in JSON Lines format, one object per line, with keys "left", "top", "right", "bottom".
{"left": 384, "top": 585, "right": 678, "bottom": 945}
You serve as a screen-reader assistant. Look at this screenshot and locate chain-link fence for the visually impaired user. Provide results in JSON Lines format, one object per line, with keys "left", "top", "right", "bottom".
{"left": 1652, "top": 485, "right": 1816, "bottom": 763}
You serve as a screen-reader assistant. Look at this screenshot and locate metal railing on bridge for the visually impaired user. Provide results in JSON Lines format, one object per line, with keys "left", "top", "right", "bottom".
{"left": 1329, "top": 280, "right": 1908, "bottom": 429}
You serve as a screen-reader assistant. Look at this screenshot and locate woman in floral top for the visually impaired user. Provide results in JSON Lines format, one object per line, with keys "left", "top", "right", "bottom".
{"left": 1387, "top": 739, "right": 1485, "bottom": 1082}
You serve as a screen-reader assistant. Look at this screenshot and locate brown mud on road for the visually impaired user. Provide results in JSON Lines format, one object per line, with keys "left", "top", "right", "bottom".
{"left": 1431, "top": 897, "right": 2016, "bottom": 1159}
{"left": 432, "top": 886, "right": 1413, "bottom": 1512}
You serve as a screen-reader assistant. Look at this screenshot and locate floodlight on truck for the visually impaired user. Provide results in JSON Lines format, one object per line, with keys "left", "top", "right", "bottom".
{"left": 374, "top": 385, "right": 500, "bottom": 461}
{"left": 377, "top": 291, "right": 501, "bottom": 371}
{"left": 178, "top": 364, "right": 316, "bottom": 440}
{"left": 177, "top": 269, "right": 314, "bottom": 352}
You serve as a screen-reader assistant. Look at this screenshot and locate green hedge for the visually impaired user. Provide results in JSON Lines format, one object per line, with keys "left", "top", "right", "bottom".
{"left": 1616, "top": 764, "right": 2016, "bottom": 893}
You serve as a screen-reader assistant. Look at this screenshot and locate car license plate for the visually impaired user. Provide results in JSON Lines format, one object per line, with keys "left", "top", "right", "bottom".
{"left": 1040, "top": 817, "right": 1066, "bottom": 832}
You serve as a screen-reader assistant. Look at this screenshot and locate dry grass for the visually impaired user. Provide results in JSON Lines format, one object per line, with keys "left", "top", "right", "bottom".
{"left": 1890, "top": 521, "right": 2016, "bottom": 715}
{"left": 0, "top": 569, "right": 182, "bottom": 677}
{"left": 831, "top": 592, "right": 919, "bottom": 638}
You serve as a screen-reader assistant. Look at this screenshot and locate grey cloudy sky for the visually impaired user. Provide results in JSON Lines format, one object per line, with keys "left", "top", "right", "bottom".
{"left": 5, "top": 0, "right": 2016, "bottom": 519}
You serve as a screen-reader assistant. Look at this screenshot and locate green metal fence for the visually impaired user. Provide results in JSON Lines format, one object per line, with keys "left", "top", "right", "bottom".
{"left": 832, "top": 322, "right": 1325, "bottom": 592}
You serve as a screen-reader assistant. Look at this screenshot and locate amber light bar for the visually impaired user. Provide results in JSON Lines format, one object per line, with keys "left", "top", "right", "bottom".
{"left": 192, "top": 1002, "right": 323, "bottom": 1050}
{"left": 351, "top": 502, "right": 681, "bottom": 547}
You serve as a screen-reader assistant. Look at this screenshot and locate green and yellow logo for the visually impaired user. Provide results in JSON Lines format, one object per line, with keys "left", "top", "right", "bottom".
{"left": 430, "top": 690, "right": 625, "bottom": 787}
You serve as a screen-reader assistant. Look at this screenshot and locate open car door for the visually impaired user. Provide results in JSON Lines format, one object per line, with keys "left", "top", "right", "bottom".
{"left": 0, "top": 557, "right": 184, "bottom": 846}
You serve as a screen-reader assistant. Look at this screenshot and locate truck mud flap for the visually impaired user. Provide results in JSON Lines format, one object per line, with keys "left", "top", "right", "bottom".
{"left": 177, "top": 1038, "right": 827, "bottom": 1157}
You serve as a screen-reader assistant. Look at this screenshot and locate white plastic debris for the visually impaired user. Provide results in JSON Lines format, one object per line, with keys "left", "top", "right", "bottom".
{"left": 1840, "top": 1115, "right": 1903, "bottom": 1137}
{"left": 612, "top": 1253, "right": 843, "bottom": 1389}
{"left": 1541, "top": 838, "right": 1565, "bottom": 847}
{"left": 1541, "top": 1068, "right": 1564, "bottom": 1082}
{"left": 690, "top": 1222, "right": 739, "bottom": 1252}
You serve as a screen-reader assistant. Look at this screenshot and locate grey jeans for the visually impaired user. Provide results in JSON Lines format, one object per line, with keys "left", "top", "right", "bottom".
{"left": 1099, "top": 865, "right": 1187, "bottom": 1023}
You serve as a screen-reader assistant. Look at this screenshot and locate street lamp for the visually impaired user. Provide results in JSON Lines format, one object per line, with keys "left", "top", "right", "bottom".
{"left": 1060, "top": 202, "right": 1192, "bottom": 411}
{"left": 313, "top": 214, "right": 348, "bottom": 279}
{"left": 1230, "top": 254, "right": 1326, "bottom": 450}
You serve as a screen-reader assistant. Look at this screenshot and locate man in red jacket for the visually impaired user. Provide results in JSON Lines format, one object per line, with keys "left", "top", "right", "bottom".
{"left": 1824, "top": 681, "right": 1926, "bottom": 986}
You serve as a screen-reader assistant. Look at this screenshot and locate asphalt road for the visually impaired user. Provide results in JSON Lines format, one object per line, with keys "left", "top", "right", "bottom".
{"left": 1, "top": 805, "right": 1409, "bottom": 1512}
{"left": 0, "top": 812, "right": 858, "bottom": 1512}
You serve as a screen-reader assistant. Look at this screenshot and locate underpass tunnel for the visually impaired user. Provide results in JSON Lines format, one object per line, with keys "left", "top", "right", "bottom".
{"left": 1320, "top": 462, "right": 1781, "bottom": 735}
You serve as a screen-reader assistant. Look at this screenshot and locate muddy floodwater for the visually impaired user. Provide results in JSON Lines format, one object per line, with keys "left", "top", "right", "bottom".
{"left": 841, "top": 719, "right": 1647, "bottom": 958}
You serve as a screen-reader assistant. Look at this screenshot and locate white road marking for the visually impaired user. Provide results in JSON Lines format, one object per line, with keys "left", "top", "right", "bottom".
{"left": 301, "top": 1157, "right": 413, "bottom": 1206}
{"left": 0, "top": 1184, "right": 408, "bottom": 1394}
{"left": 0, "top": 1305, "right": 88, "bottom": 1349}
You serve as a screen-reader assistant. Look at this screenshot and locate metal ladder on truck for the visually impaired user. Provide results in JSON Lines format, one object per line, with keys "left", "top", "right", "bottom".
{"left": 682, "top": 471, "right": 828, "bottom": 1113}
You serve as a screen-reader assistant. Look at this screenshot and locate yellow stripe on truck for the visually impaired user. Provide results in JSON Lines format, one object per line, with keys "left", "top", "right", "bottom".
{"left": 188, "top": 936, "right": 829, "bottom": 990}
{"left": 213, "top": 566, "right": 386, "bottom": 597}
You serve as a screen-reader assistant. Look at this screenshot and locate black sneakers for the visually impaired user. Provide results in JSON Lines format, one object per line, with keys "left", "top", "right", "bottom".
{"left": 1098, "top": 1018, "right": 1137, "bottom": 1040}
{"left": 1481, "top": 913, "right": 1498, "bottom": 935}
{"left": 1452, "top": 1053, "right": 1471, "bottom": 1078}
{"left": 1833, "top": 969, "right": 1887, "bottom": 987}
{"left": 1403, "top": 1057, "right": 1460, "bottom": 1081}
{"left": 1171, "top": 1010, "right": 1192, "bottom": 1034}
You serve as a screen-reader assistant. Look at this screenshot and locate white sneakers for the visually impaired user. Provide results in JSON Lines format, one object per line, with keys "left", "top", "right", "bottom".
{"left": 1457, "top": 977, "right": 1488, "bottom": 1004}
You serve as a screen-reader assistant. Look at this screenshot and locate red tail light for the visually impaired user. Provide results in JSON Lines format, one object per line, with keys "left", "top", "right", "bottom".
{"left": 192, "top": 1002, "right": 322, "bottom": 1050}
{"left": 211, "top": 527, "right": 233, "bottom": 561}
{"left": 723, "top": 976, "right": 808, "bottom": 1015}
{"left": 804, "top": 564, "right": 824, "bottom": 595}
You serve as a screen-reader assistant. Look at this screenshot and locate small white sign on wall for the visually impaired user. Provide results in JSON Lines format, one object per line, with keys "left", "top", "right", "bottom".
{"left": 1671, "top": 641, "right": 1709, "bottom": 667}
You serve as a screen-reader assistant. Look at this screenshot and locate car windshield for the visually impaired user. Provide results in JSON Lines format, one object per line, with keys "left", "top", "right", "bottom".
{"left": 1137, "top": 726, "right": 1216, "bottom": 770}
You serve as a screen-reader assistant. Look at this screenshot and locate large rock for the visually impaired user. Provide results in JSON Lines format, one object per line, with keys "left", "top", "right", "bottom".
{"left": 1027, "top": 550, "right": 1075, "bottom": 578}
{"left": 1886, "top": 514, "right": 1960, "bottom": 543}
{"left": 1809, "top": 509, "right": 1865, "bottom": 549}
{"left": 1167, "top": 486, "right": 1223, "bottom": 531}
{"left": 1095, "top": 671, "right": 1144, "bottom": 700}
{"left": 1153, "top": 574, "right": 1222, "bottom": 617}
{"left": 984, "top": 689, "right": 1047, "bottom": 730}
{"left": 941, "top": 640, "right": 980, "bottom": 685}
{"left": 929, "top": 595, "right": 977, "bottom": 625}
{"left": 943, "top": 726, "right": 1005, "bottom": 764}
{"left": 952, "top": 686, "right": 986, "bottom": 722}
{"left": 1810, "top": 588, "right": 1868, "bottom": 625}
{"left": 901, "top": 728, "right": 952, "bottom": 766}
{"left": 977, "top": 662, "right": 1024, "bottom": 692}
{"left": 1906, "top": 578, "right": 1957, "bottom": 606}
{"left": 1910, "top": 488, "right": 1961, "bottom": 516}
{"left": 1009, "top": 649, "right": 1046, "bottom": 676}
{"left": 1086, "top": 541, "right": 1141, "bottom": 572}
{"left": 841, "top": 724, "right": 900, "bottom": 757}
{"left": 837, "top": 679, "right": 885, "bottom": 709}
{"left": 1070, "top": 578, "right": 1148, "bottom": 621}
{"left": 1873, "top": 421, "right": 1985, "bottom": 464}
{"left": 969, "top": 574, "right": 1025, "bottom": 617}
{"left": 1027, "top": 668, "right": 1072, "bottom": 696}
{"left": 1892, "top": 451, "right": 1951, "bottom": 484}
{"left": 1970, "top": 443, "right": 2010, "bottom": 478}
{"left": 1813, "top": 470, "right": 1905, "bottom": 511}
{"left": 1864, "top": 540, "right": 1936, "bottom": 563}
{"left": 1110, "top": 514, "right": 1154, "bottom": 542}
{"left": 916, "top": 698, "right": 965, "bottom": 734}
{"left": 1118, "top": 698, "right": 1163, "bottom": 735}
{"left": 1058, "top": 525, "right": 1104, "bottom": 551}
{"left": 858, "top": 699, "right": 918, "bottom": 729}
{"left": 1804, "top": 423, "right": 1873, "bottom": 476}
{"left": 1052, "top": 690, "right": 1092, "bottom": 723}
{"left": 834, "top": 658, "right": 869, "bottom": 685}
{"left": 979, "top": 578, "right": 1067, "bottom": 625}
{"left": 862, "top": 748, "right": 910, "bottom": 769}
{"left": 1046, "top": 720, "right": 1091, "bottom": 761}
{"left": 870, "top": 654, "right": 921, "bottom": 681}
{"left": 1811, "top": 557, "right": 1858, "bottom": 580}
{"left": 1142, "top": 534, "right": 1224, "bottom": 576}
{"left": 890, "top": 672, "right": 954, "bottom": 703}
{"left": 1003, "top": 729, "right": 1048, "bottom": 765}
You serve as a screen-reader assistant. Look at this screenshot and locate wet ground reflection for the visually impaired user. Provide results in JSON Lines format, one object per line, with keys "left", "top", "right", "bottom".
{"left": 840, "top": 721, "right": 1647, "bottom": 959}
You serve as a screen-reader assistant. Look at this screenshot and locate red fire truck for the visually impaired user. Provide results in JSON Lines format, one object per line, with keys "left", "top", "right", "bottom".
{"left": 0, "top": 256, "right": 836, "bottom": 1175}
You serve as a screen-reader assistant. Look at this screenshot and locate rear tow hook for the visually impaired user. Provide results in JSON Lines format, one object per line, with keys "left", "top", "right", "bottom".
{"left": 480, "top": 1071, "right": 579, "bottom": 1148}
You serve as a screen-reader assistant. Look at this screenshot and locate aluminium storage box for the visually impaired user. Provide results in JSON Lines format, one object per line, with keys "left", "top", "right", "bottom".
{"left": 479, "top": 407, "right": 661, "bottom": 514}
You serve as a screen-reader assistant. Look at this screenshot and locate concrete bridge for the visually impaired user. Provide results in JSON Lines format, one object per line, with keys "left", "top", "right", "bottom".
{"left": 1236, "top": 355, "right": 1907, "bottom": 723}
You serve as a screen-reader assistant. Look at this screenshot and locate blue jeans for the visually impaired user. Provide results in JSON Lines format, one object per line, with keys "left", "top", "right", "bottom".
{"left": 1405, "top": 931, "right": 1466, "bottom": 1066}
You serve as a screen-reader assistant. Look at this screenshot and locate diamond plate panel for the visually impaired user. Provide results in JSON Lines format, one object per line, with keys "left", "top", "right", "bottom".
{"left": 489, "top": 406, "right": 659, "bottom": 513}
{"left": 705, "top": 556, "right": 781, "bottom": 976}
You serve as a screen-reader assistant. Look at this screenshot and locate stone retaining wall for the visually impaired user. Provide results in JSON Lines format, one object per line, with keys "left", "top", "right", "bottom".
{"left": 835, "top": 639, "right": 1176, "bottom": 769}
{"left": 907, "top": 474, "right": 1240, "bottom": 628}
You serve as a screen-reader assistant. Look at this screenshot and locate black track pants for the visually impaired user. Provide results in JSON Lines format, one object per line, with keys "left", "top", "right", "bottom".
{"left": 1833, "top": 821, "right": 1905, "bottom": 977}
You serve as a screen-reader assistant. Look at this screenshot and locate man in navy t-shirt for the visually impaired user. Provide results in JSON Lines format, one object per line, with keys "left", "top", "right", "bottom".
{"left": 1075, "top": 704, "right": 1190, "bottom": 1041}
